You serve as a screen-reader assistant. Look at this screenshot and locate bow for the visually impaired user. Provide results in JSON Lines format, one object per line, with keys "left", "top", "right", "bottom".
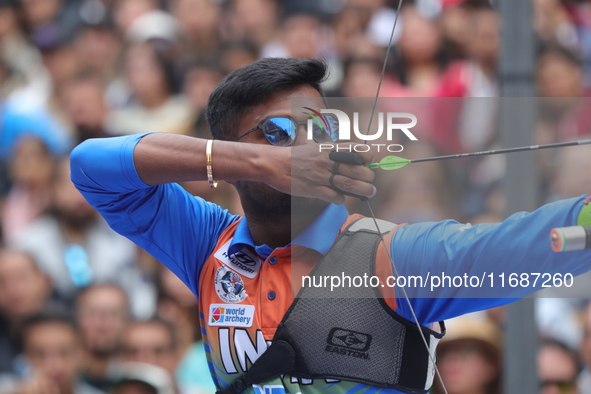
{"left": 359, "top": 2, "right": 450, "bottom": 393}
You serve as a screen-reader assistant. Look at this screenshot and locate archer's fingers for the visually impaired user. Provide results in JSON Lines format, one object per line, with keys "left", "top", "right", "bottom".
{"left": 336, "top": 163, "right": 376, "bottom": 183}
{"left": 315, "top": 186, "right": 346, "bottom": 205}
{"left": 330, "top": 175, "right": 377, "bottom": 199}
{"left": 332, "top": 146, "right": 374, "bottom": 164}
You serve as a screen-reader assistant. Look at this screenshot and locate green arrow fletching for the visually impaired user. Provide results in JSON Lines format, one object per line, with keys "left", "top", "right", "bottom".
{"left": 364, "top": 156, "right": 410, "bottom": 170}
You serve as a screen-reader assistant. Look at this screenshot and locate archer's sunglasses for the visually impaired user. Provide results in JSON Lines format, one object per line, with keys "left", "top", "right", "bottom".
{"left": 235, "top": 115, "right": 339, "bottom": 146}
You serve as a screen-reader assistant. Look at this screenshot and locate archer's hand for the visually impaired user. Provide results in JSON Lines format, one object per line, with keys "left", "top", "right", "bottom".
{"left": 263, "top": 144, "right": 377, "bottom": 204}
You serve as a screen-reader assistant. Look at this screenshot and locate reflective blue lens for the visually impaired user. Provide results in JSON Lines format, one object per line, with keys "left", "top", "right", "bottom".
{"left": 324, "top": 115, "right": 339, "bottom": 142}
{"left": 262, "top": 117, "right": 297, "bottom": 146}
{"left": 311, "top": 115, "right": 339, "bottom": 143}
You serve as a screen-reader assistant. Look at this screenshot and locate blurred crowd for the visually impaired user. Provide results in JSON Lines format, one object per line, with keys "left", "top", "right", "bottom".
{"left": 1, "top": 0, "right": 591, "bottom": 393}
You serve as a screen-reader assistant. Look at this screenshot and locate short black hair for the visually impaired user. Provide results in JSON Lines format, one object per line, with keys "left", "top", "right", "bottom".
{"left": 125, "top": 318, "right": 178, "bottom": 351}
{"left": 206, "top": 57, "right": 328, "bottom": 141}
{"left": 0, "top": 0, "right": 19, "bottom": 10}
{"left": 538, "top": 44, "right": 582, "bottom": 69}
{"left": 20, "top": 309, "right": 78, "bottom": 345}
{"left": 75, "top": 282, "right": 130, "bottom": 315}
{"left": 540, "top": 338, "right": 580, "bottom": 372}
{"left": 112, "top": 380, "right": 158, "bottom": 394}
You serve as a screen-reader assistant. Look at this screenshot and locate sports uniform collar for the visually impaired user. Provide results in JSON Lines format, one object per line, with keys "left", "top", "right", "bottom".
{"left": 229, "top": 203, "right": 349, "bottom": 258}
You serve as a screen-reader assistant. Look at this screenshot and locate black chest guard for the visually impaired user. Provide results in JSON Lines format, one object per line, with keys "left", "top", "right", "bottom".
{"left": 216, "top": 218, "right": 445, "bottom": 394}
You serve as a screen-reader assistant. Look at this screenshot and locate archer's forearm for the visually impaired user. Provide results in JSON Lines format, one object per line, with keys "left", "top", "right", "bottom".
{"left": 70, "top": 133, "right": 239, "bottom": 294}
{"left": 392, "top": 196, "right": 589, "bottom": 323}
{"left": 71, "top": 132, "right": 281, "bottom": 199}
{"left": 134, "top": 133, "right": 281, "bottom": 185}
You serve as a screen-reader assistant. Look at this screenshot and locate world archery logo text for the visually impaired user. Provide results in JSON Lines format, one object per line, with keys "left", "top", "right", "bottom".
{"left": 303, "top": 107, "right": 418, "bottom": 153}
{"left": 214, "top": 266, "right": 248, "bottom": 303}
{"left": 209, "top": 304, "right": 255, "bottom": 327}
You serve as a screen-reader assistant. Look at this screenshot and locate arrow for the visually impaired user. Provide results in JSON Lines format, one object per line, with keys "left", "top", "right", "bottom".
{"left": 364, "top": 139, "right": 591, "bottom": 170}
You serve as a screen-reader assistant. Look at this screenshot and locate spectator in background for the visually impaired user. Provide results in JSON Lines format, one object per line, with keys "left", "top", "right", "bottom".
{"left": 32, "top": 24, "right": 82, "bottom": 131}
{"left": 330, "top": 6, "right": 365, "bottom": 60}
{"left": 76, "top": 284, "right": 130, "bottom": 392}
{"left": 171, "top": 0, "right": 223, "bottom": 58}
{"left": 0, "top": 58, "right": 24, "bottom": 99}
{"left": 430, "top": 5, "right": 499, "bottom": 160}
{"left": 125, "top": 10, "right": 180, "bottom": 45}
{"left": 326, "top": 7, "right": 368, "bottom": 90}
{"left": 346, "top": 0, "right": 400, "bottom": 48}
{"left": 0, "top": 102, "right": 69, "bottom": 197}
{"left": 5, "top": 311, "right": 104, "bottom": 394}
{"left": 341, "top": 57, "right": 383, "bottom": 98}
{"left": 536, "top": 47, "right": 591, "bottom": 143}
{"left": 2, "top": 136, "right": 54, "bottom": 243}
{"left": 569, "top": 1, "right": 591, "bottom": 85}
{"left": 537, "top": 46, "right": 585, "bottom": 99}
{"left": 0, "top": 0, "right": 46, "bottom": 98}
{"left": 217, "top": 41, "right": 259, "bottom": 75}
{"left": 385, "top": 5, "right": 446, "bottom": 97}
{"left": 0, "top": 249, "right": 53, "bottom": 374}
{"left": 73, "top": 20, "right": 122, "bottom": 87}
{"left": 439, "top": 1, "right": 472, "bottom": 61}
{"left": 579, "top": 303, "right": 591, "bottom": 394}
{"left": 19, "top": 0, "right": 73, "bottom": 33}
{"left": 106, "top": 42, "right": 194, "bottom": 136}
{"left": 438, "top": 5, "right": 499, "bottom": 98}
{"left": 12, "top": 157, "right": 152, "bottom": 318}
{"left": 0, "top": 0, "right": 29, "bottom": 100}
{"left": 261, "top": 11, "right": 329, "bottom": 60}
{"left": 432, "top": 318, "right": 501, "bottom": 394}
{"left": 121, "top": 319, "right": 178, "bottom": 375}
{"left": 0, "top": 98, "right": 71, "bottom": 163}
{"left": 225, "top": 0, "right": 278, "bottom": 53}
{"left": 109, "top": 362, "right": 175, "bottom": 394}
{"left": 156, "top": 267, "right": 216, "bottom": 394}
{"left": 58, "top": 73, "right": 111, "bottom": 143}
{"left": 539, "top": 339, "right": 580, "bottom": 394}
{"left": 112, "top": 0, "right": 158, "bottom": 34}
{"left": 34, "top": 24, "right": 80, "bottom": 89}
{"left": 181, "top": 61, "right": 223, "bottom": 138}
{"left": 121, "top": 319, "right": 193, "bottom": 394}
{"left": 534, "top": 0, "right": 578, "bottom": 50}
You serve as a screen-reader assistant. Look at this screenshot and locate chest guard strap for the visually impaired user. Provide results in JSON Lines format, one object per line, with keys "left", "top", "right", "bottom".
{"left": 217, "top": 218, "right": 445, "bottom": 394}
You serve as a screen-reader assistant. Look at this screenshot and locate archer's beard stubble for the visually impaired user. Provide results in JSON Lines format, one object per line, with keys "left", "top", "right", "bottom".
{"left": 239, "top": 181, "right": 328, "bottom": 218}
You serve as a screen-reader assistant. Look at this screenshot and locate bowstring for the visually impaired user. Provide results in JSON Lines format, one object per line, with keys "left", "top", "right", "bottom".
{"left": 362, "top": 3, "right": 448, "bottom": 393}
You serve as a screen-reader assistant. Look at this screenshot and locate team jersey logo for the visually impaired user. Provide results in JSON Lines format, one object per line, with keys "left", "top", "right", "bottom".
{"left": 214, "top": 266, "right": 248, "bottom": 303}
{"left": 214, "top": 241, "right": 261, "bottom": 279}
{"left": 209, "top": 304, "right": 255, "bottom": 327}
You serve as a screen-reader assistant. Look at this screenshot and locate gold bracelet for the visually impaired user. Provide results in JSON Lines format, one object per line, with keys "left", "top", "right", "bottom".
{"left": 206, "top": 139, "right": 218, "bottom": 189}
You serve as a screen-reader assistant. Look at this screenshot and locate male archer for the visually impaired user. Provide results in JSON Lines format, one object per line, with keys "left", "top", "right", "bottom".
{"left": 71, "top": 57, "right": 591, "bottom": 394}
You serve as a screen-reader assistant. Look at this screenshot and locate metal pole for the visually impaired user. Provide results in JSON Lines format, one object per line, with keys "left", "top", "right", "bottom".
{"left": 498, "top": 0, "right": 539, "bottom": 392}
